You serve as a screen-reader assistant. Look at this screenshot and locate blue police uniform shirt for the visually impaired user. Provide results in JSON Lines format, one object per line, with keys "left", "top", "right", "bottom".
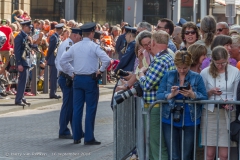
{"left": 115, "top": 33, "right": 126, "bottom": 60}
{"left": 60, "top": 37, "right": 111, "bottom": 77}
{"left": 114, "top": 40, "right": 136, "bottom": 73}
{"left": 14, "top": 30, "right": 31, "bottom": 67}
{"left": 55, "top": 38, "right": 74, "bottom": 73}
{"left": 46, "top": 32, "right": 61, "bottom": 66}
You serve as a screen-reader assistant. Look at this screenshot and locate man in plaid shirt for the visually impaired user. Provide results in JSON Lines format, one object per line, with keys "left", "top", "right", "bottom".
{"left": 138, "top": 30, "right": 175, "bottom": 160}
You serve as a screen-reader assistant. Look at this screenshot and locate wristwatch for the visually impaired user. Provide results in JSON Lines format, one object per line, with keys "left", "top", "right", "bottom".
{"left": 124, "top": 83, "right": 130, "bottom": 89}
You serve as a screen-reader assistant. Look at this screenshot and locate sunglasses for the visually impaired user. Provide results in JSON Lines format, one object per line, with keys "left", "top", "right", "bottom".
{"left": 185, "top": 31, "right": 196, "bottom": 35}
{"left": 217, "top": 28, "right": 227, "bottom": 32}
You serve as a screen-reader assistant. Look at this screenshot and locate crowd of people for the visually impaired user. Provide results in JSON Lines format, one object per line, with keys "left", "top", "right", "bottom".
{"left": 0, "top": 7, "right": 240, "bottom": 160}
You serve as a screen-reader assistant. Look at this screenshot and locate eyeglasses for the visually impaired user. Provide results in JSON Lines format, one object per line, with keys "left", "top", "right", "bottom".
{"left": 157, "top": 26, "right": 165, "bottom": 29}
{"left": 184, "top": 31, "right": 196, "bottom": 35}
{"left": 213, "top": 61, "right": 227, "bottom": 66}
{"left": 217, "top": 28, "right": 227, "bottom": 32}
{"left": 142, "top": 41, "right": 151, "bottom": 48}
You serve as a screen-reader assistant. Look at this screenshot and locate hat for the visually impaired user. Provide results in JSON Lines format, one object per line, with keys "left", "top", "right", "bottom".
{"left": 80, "top": 22, "right": 96, "bottom": 32}
{"left": 71, "top": 28, "right": 82, "bottom": 36}
{"left": 20, "top": 20, "right": 33, "bottom": 28}
{"left": 176, "top": 18, "right": 187, "bottom": 27}
{"left": 55, "top": 23, "right": 64, "bottom": 29}
{"left": 125, "top": 26, "right": 137, "bottom": 34}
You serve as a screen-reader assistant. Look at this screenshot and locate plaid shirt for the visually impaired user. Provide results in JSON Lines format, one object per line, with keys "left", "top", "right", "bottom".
{"left": 139, "top": 50, "right": 175, "bottom": 104}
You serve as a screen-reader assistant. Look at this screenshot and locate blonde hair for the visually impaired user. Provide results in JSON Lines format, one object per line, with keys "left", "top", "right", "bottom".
{"left": 151, "top": 30, "right": 169, "bottom": 45}
{"left": 187, "top": 44, "right": 207, "bottom": 66}
{"left": 209, "top": 46, "right": 229, "bottom": 78}
{"left": 174, "top": 50, "right": 193, "bottom": 67}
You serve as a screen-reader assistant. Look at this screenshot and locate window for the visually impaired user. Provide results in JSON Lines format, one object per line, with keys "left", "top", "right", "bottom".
{"left": 143, "top": 0, "right": 167, "bottom": 25}
{"left": 106, "top": 0, "right": 124, "bottom": 25}
{"left": 12, "top": 0, "right": 19, "bottom": 13}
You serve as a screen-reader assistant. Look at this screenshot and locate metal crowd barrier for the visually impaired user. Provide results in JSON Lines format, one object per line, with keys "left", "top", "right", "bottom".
{"left": 114, "top": 97, "right": 240, "bottom": 160}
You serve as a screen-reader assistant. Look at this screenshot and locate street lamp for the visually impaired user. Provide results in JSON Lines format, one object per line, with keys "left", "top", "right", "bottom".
{"left": 169, "top": 0, "right": 177, "bottom": 21}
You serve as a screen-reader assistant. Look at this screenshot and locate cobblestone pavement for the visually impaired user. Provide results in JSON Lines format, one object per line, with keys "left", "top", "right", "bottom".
{"left": 0, "top": 94, "right": 113, "bottom": 160}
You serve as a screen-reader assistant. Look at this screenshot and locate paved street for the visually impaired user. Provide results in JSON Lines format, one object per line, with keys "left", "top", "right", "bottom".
{"left": 0, "top": 94, "right": 113, "bottom": 160}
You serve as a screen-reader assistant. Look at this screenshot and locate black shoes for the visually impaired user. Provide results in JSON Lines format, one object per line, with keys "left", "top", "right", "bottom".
{"left": 84, "top": 140, "right": 101, "bottom": 145}
{"left": 73, "top": 140, "right": 81, "bottom": 144}
{"left": 50, "top": 95, "right": 61, "bottom": 99}
{"left": 15, "top": 102, "right": 26, "bottom": 109}
{"left": 22, "top": 99, "right": 31, "bottom": 106}
{"left": 59, "top": 134, "right": 73, "bottom": 139}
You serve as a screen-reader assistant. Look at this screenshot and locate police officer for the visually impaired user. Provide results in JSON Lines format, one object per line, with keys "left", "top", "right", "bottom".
{"left": 55, "top": 28, "right": 82, "bottom": 139}
{"left": 111, "top": 26, "right": 137, "bottom": 109}
{"left": 114, "top": 26, "right": 136, "bottom": 74}
{"left": 60, "top": 22, "right": 110, "bottom": 144}
{"left": 15, "top": 21, "right": 33, "bottom": 107}
{"left": 46, "top": 23, "right": 64, "bottom": 99}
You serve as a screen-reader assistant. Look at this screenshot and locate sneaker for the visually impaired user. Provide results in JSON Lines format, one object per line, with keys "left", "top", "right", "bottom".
{"left": 6, "top": 90, "right": 14, "bottom": 95}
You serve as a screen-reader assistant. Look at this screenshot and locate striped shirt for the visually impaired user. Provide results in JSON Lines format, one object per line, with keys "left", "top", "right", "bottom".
{"left": 139, "top": 49, "right": 175, "bottom": 104}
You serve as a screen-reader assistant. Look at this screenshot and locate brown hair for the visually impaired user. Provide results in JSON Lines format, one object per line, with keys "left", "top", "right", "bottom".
{"left": 209, "top": 46, "right": 228, "bottom": 78}
{"left": 187, "top": 44, "right": 207, "bottom": 66}
{"left": 160, "top": 18, "right": 174, "bottom": 35}
{"left": 181, "top": 22, "right": 200, "bottom": 44}
{"left": 200, "top": 15, "right": 216, "bottom": 46}
{"left": 174, "top": 50, "right": 193, "bottom": 67}
{"left": 211, "top": 35, "right": 232, "bottom": 50}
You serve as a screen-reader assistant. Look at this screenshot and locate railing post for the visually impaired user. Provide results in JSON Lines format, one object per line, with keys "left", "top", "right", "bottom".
{"left": 31, "top": 65, "right": 37, "bottom": 96}
{"left": 43, "top": 65, "right": 49, "bottom": 93}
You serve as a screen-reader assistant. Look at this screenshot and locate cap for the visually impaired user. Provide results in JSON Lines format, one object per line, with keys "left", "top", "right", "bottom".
{"left": 80, "top": 22, "right": 96, "bottom": 32}
{"left": 20, "top": 20, "right": 33, "bottom": 28}
{"left": 71, "top": 28, "right": 82, "bottom": 36}
{"left": 55, "top": 23, "right": 64, "bottom": 29}
{"left": 125, "top": 26, "right": 137, "bottom": 34}
{"left": 176, "top": 18, "right": 187, "bottom": 27}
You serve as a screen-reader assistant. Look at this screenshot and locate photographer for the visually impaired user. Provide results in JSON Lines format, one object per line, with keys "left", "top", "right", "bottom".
{"left": 156, "top": 51, "right": 208, "bottom": 159}
{"left": 138, "top": 30, "right": 175, "bottom": 160}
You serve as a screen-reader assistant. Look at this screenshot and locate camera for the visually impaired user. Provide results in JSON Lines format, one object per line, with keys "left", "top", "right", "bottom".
{"left": 114, "top": 81, "right": 143, "bottom": 104}
{"left": 179, "top": 81, "right": 190, "bottom": 90}
{"left": 172, "top": 105, "right": 184, "bottom": 122}
{"left": 117, "top": 69, "right": 129, "bottom": 77}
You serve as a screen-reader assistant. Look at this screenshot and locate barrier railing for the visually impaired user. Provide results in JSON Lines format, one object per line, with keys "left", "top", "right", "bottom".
{"left": 114, "top": 97, "right": 240, "bottom": 160}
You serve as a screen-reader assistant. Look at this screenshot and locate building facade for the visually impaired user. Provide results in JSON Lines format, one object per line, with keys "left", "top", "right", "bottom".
{"left": 0, "top": 0, "right": 240, "bottom": 26}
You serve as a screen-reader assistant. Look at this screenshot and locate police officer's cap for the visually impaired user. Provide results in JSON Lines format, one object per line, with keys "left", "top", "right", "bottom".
{"left": 71, "top": 28, "right": 82, "bottom": 36}
{"left": 80, "top": 22, "right": 96, "bottom": 32}
{"left": 125, "top": 26, "right": 137, "bottom": 34}
{"left": 176, "top": 18, "right": 187, "bottom": 27}
{"left": 55, "top": 23, "right": 64, "bottom": 29}
{"left": 20, "top": 20, "right": 33, "bottom": 28}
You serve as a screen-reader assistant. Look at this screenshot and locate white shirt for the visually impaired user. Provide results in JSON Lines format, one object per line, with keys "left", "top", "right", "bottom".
{"left": 200, "top": 65, "right": 240, "bottom": 112}
{"left": 60, "top": 37, "right": 111, "bottom": 77}
{"left": 55, "top": 38, "right": 74, "bottom": 73}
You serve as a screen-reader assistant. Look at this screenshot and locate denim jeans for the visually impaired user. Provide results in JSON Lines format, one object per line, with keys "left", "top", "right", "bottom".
{"left": 162, "top": 123, "right": 199, "bottom": 160}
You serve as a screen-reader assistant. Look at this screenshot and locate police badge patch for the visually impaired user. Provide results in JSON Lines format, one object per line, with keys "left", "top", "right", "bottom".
{"left": 69, "top": 42, "right": 72, "bottom": 46}
{"left": 66, "top": 47, "right": 70, "bottom": 51}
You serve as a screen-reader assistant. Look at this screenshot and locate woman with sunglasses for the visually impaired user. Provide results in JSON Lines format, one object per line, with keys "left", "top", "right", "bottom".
{"left": 180, "top": 22, "right": 200, "bottom": 51}
{"left": 200, "top": 46, "right": 240, "bottom": 160}
{"left": 201, "top": 35, "right": 237, "bottom": 69}
{"left": 157, "top": 51, "right": 208, "bottom": 159}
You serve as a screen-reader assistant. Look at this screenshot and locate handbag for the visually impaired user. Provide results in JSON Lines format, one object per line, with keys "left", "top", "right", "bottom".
{"left": 230, "top": 119, "right": 240, "bottom": 142}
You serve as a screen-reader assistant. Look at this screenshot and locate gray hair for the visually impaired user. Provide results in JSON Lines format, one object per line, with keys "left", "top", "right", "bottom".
{"left": 136, "top": 30, "right": 152, "bottom": 46}
{"left": 231, "top": 35, "right": 240, "bottom": 46}
{"left": 137, "top": 22, "right": 152, "bottom": 32}
{"left": 217, "top": 22, "right": 229, "bottom": 29}
{"left": 69, "top": 20, "right": 76, "bottom": 25}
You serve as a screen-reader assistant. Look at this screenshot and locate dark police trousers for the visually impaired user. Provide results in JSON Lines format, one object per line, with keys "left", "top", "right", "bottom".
{"left": 15, "top": 67, "right": 29, "bottom": 103}
{"left": 58, "top": 75, "right": 73, "bottom": 135}
{"left": 72, "top": 75, "right": 99, "bottom": 142}
{"left": 49, "top": 65, "right": 58, "bottom": 97}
